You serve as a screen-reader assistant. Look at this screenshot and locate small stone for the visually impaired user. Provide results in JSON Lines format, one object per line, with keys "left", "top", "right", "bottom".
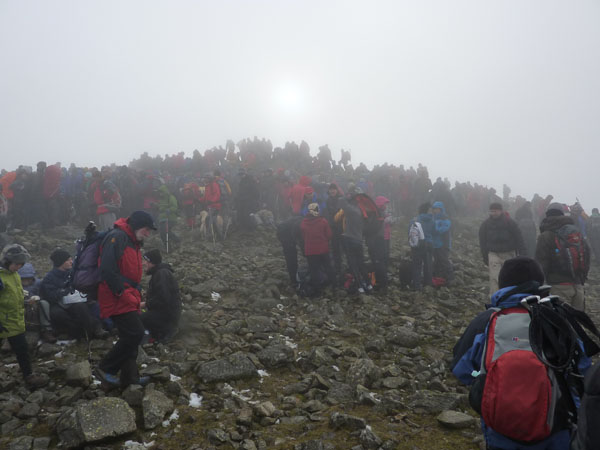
{"left": 436, "top": 410, "right": 476, "bottom": 429}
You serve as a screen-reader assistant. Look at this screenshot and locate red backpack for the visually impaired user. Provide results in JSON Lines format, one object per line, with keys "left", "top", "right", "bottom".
{"left": 554, "top": 224, "right": 588, "bottom": 282}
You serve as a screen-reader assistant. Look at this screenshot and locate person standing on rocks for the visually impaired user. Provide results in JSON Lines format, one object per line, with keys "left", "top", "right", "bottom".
{"left": 140, "top": 249, "right": 181, "bottom": 343}
{"left": 431, "top": 201, "right": 452, "bottom": 286}
{"left": 451, "top": 256, "right": 591, "bottom": 450}
{"left": 95, "top": 211, "right": 156, "bottom": 388}
{"left": 300, "top": 203, "right": 336, "bottom": 296}
{"left": 514, "top": 201, "right": 537, "bottom": 257}
{"left": 0, "top": 244, "right": 48, "bottom": 389}
{"left": 479, "top": 202, "right": 526, "bottom": 295}
{"left": 535, "top": 202, "right": 590, "bottom": 311}
{"left": 410, "top": 202, "right": 434, "bottom": 290}
{"left": 276, "top": 216, "right": 304, "bottom": 286}
{"left": 587, "top": 207, "right": 600, "bottom": 263}
{"left": 325, "top": 183, "right": 344, "bottom": 284}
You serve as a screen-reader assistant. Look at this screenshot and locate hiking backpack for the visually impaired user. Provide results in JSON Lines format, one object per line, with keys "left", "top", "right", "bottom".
{"left": 216, "top": 178, "right": 231, "bottom": 204}
{"left": 408, "top": 221, "right": 425, "bottom": 248}
{"left": 69, "top": 222, "right": 109, "bottom": 295}
{"left": 469, "top": 295, "right": 600, "bottom": 443}
{"left": 554, "top": 224, "right": 589, "bottom": 283}
{"left": 353, "top": 193, "right": 383, "bottom": 237}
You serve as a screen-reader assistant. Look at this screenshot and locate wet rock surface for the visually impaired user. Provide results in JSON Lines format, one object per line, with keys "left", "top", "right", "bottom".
{"left": 1, "top": 220, "right": 599, "bottom": 449}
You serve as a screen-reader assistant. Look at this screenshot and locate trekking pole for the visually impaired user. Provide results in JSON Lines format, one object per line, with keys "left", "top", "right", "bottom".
{"left": 166, "top": 218, "right": 169, "bottom": 254}
{"left": 210, "top": 209, "right": 217, "bottom": 250}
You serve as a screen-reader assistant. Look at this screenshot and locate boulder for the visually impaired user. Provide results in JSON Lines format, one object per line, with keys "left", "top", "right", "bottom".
{"left": 65, "top": 361, "right": 92, "bottom": 388}
{"left": 387, "top": 326, "right": 420, "bottom": 348}
{"left": 346, "top": 358, "right": 381, "bottom": 388}
{"left": 436, "top": 410, "right": 476, "bottom": 429}
{"left": 257, "top": 343, "right": 296, "bottom": 368}
{"left": 142, "top": 387, "right": 175, "bottom": 430}
{"left": 56, "top": 397, "right": 136, "bottom": 448}
{"left": 196, "top": 352, "right": 258, "bottom": 383}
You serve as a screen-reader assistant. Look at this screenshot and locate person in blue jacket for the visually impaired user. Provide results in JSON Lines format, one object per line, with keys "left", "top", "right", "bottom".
{"left": 431, "top": 201, "right": 452, "bottom": 285}
{"left": 452, "top": 257, "right": 591, "bottom": 450}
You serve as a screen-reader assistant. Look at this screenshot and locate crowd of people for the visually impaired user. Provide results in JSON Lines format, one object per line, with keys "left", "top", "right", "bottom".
{"left": 1, "top": 138, "right": 599, "bottom": 449}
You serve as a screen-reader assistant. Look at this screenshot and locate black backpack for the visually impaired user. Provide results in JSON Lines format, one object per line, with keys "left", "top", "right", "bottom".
{"left": 68, "top": 222, "right": 108, "bottom": 295}
{"left": 571, "top": 361, "right": 600, "bottom": 450}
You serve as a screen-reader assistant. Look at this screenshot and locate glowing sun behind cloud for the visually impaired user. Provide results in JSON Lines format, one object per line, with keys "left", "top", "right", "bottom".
{"left": 274, "top": 81, "right": 306, "bottom": 114}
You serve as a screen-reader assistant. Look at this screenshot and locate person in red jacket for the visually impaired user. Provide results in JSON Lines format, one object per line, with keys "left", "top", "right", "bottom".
{"left": 200, "top": 174, "right": 223, "bottom": 239}
{"left": 95, "top": 210, "right": 156, "bottom": 388}
{"left": 300, "top": 203, "right": 335, "bottom": 296}
{"left": 289, "top": 175, "right": 312, "bottom": 215}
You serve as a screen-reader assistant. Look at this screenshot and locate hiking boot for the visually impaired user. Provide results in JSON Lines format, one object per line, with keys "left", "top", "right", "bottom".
{"left": 136, "top": 376, "right": 151, "bottom": 386}
{"left": 357, "top": 287, "right": 366, "bottom": 294}
{"left": 40, "top": 329, "right": 57, "bottom": 343}
{"left": 25, "top": 373, "right": 49, "bottom": 389}
{"left": 92, "top": 326, "right": 109, "bottom": 340}
{"left": 94, "top": 367, "right": 120, "bottom": 387}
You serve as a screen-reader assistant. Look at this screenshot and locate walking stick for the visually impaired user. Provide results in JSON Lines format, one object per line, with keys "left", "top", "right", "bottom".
{"left": 166, "top": 218, "right": 169, "bottom": 254}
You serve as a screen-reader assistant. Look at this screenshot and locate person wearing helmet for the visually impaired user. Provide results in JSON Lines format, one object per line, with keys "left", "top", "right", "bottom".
{"left": 0, "top": 244, "right": 48, "bottom": 389}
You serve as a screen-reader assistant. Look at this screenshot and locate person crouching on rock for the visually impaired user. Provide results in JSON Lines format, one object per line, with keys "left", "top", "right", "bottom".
{"left": 140, "top": 249, "right": 181, "bottom": 343}
{"left": 300, "top": 203, "right": 336, "bottom": 297}
{"left": 0, "top": 244, "right": 48, "bottom": 389}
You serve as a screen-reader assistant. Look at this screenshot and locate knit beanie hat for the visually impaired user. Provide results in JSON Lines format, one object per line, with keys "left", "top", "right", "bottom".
{"left": 50, "top": 249, "right": 71, "bottom": 267}
{"left": 489, "top": 202, "right": 503, "bottom": 211}
{"left": 128, "top": 210, "right": 157, "bottom": 231}
{"left": 143, "top": 249, "right": 162, "bottom": 265}
{"left": 498, "top": 257, "right": 545, "bottom": 289}
{"left": 308, "top": 203, "right": 320, "bottom": 217}
{"left": 546, "top": 202, "right": 566, "bottom": 217}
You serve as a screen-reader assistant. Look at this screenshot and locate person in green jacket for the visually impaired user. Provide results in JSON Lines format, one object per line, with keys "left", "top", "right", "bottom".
{"left": 0, "top": 244, "right": 48, "bottom": 389}
{"left": 157, "top": 184, "right": 180, "bottom": 250}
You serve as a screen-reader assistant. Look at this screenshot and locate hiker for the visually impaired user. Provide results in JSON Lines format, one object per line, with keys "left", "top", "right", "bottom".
{"left": 290, "top": 175, "right": 312, "bottom": 215}
{"left": 535, "top": 203, "right": 590, "bottom": 311}
{"left": 0, "top": 244, "right": 48, "bottom": 389}
{"left": 431, "top": 201, "right": 452, "bottom": 286}
{"left": 365, "top": 197, "right": 388, "bottom": 291}
{"left": 410, "top": 202, "right": 434, "bottom": 290}
{"left": 479, "top": 202, "right": 527, "bottom": 295}
{"left": 19, "top": 262, "right": 56, "bottom": 343}
{"left": 95, "top": 211, "right": 156, "bottom": 388}
{"left": 276, "top": 216, "right": 304, "bottom": 286}
{"left": 514, "top": 201, "right": 537, "bottom": 257}
{"left": 452, "top": 257, "right": 593, "bottom": 450}
{"left": 236, "top": 169, "right": 260, "bottom": 231}
{"left": 587, "top": 207, "right": 600, "bottom": 263}
{"left": 140, "top": 249, "right": 181, "bottom": 343}
{"left": 300, "top": 203, "right": 336, "bottom": 296}
{"left": 93, "top": 180, "right": 121, "bottom": 231}
{"left": 336, "top": 195, "right": 372, "bottom": 294}
{"left": 200, "top": 173, "right": 223, "bottom": 240}
{"left": 157, "top": 184, "right": 180, "bottom": 250}
{"left": 571, "top": 360, "right": 600, "bottom": 450}
{"left": 326, "top": 183, "right": 344, "bottom": 284}
{"left": 375, "top": 196, "right": 392, "bottom": 269}
{"left": 39, "top": 249, "right": 106, "bottom": 340}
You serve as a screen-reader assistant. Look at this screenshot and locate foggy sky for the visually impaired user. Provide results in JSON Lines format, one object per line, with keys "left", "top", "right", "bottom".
{"left": 1, "top": 1, "right": 599, "bottom": 208}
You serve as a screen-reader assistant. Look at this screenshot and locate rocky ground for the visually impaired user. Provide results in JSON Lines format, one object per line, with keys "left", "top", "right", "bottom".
{"left": 1, "top": 219, "right": 599, "bottom": 450}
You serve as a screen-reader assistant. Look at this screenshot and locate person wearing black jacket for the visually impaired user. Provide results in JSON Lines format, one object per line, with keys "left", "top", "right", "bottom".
{"left": 141, "top": 249, "right": 181, "bottom": 343}
{"left": 276, "top": 216, "right": 304, "bottom": 286}
{"left": 325, "top": 183, "right": 343, "bottom": 284}
{"left": 39, "top": 249, "right": 106, "bottom": 339}
{"left": 479, "top": 203, "right": 526, "bottom": 295}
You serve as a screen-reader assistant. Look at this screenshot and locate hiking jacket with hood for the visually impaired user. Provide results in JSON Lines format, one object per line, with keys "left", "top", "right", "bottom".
{"left": 479, "top": 213, "right": 526, "bottom": 262}
{"left": 335, "top": 198, "right": 363, "bottom": 243}
{"left": 290, "top": 176, "right": 312, "bottom": 215}
{"left": 146, "top": 263, "right": 181, "bottom": 323}
{"left": 40, "top": 268, "right": 70, "bottom": 305}
{"left": 98, "top": 218, "right": 143, "bottom": 319}
{"left": 157, "top": 185, "right": 178, "bottom": 222}
{"left": 300, "top": 216, "right": 332, "bottom": 256}
{"left": 451, "top": 284, "right": 590, "bottom": 450}
{"left": 416, "top": 212, "right": 434, "bottom": 244}
{"left": 0, "top": 267, "right": 25, "bottom": 338}
{"left": 432, "top": 201, "right": 451, "bottom": 249}
{"left": 535, "top": 215, "right": 591, "bottom": 285}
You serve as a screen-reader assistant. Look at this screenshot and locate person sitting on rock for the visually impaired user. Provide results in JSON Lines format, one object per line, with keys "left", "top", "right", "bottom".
{"left": 40, "top": 249, "right": 107, "bottom": 340}
{"left": 0, "top": 244, "right": 48, "bottom": 389}
{"left": 18, "top": 262, "right": 56, "bottom": 343}
{"left": 140, "top": 249, "right": 181, "bottom": 343}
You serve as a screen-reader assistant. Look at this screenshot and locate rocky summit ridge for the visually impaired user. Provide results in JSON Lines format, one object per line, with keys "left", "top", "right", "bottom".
{"left": 1, "top": 218, "right": 599, "bottom": 450}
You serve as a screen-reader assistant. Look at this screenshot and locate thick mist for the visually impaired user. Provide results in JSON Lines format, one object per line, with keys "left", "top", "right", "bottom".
{"left": 1, "top": 0, "right": 599, "bottom": 208}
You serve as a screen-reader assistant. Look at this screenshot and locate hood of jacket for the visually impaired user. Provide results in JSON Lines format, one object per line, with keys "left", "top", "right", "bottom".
{"left": 113, "top": 217, "right": 139, "bottom": 244}
{"left": 432, "top": 201, "right": 446, "bottom": 215}
{"left": 490, "top": 281, "right": 546, "bottom": 308}
{"left": 539, "top": 215, "right": 575, "bottom": 233}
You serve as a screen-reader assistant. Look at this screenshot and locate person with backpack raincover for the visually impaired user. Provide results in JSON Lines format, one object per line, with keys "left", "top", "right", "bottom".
{"left": 409, "top": 202, "right": 434, "bottom": 291}
{"left": 0, "top": 244, "right": 48, "bottom": 389}
{"left": 452, "top": 257, "right": 599, "bottom": 450}
{"left": 535, "top": 203, "right": 590, "bottom": 311}
{"left": 95, "top": 211, "right": 156, "bottom": 388}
